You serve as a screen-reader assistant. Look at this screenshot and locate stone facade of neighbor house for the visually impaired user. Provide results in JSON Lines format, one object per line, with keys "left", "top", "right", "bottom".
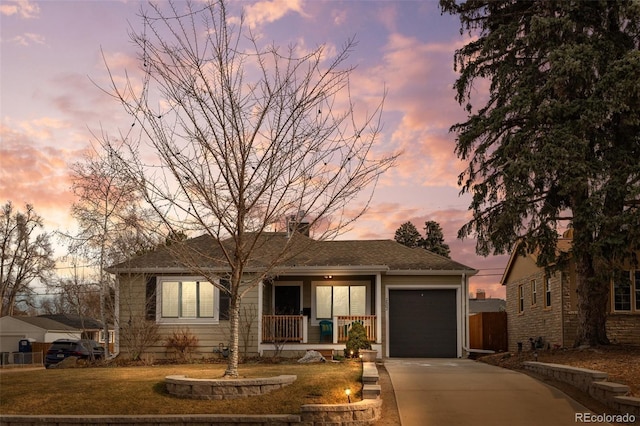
{"left": 108, "top": 231, "right": 477, "bottom": 360}
{"left": 502, "top": 236, "right": 640, "bottom": 352}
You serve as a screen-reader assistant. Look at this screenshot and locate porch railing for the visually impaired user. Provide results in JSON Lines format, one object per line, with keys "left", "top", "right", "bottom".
{"left": 337, "top": 315, "right": 377, "bottom": 343}
{"left": 262, "top": 315, "right": 304, "bottom": 343}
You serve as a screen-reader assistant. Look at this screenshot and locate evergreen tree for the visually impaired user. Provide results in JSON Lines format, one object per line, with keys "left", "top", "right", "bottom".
{"left": 394, "top": 221, "right": 422, "bottom": 248}
{"left": 441, "top": 0, "right": 640, "bottom": 346}
{"left": 422, "top": 221, "right": 451, "bottom": 258}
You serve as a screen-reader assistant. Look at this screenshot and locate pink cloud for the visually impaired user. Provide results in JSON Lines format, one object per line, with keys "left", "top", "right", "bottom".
{"left": 9, "top": 32, "right": 45, "bottom": 46}
{"left": 0, "top": 123, "right": 85, "bottom": 228}
{"left": 0, "top": 0, "right": 40, "bottom": 18}
{"left": 242, "top": 0, "right": 308, "bottom": 28}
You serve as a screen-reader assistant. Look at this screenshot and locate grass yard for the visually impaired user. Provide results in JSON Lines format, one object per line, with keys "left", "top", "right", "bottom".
{"left": 0, "top": 361, "right": 363, "bottom": 415}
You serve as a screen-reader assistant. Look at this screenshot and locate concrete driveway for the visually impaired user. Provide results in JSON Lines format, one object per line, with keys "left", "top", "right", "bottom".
{"left": 384, "top": 358, "right": 610, "bottom": 426}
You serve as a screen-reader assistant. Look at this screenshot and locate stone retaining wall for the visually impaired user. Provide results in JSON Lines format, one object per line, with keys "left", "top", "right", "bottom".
{"left": 0, "top": 414, "right": 300, "bottom": 425}
{"left": 301, "top": 399, "right": 382, "bottom": 425}
{"left": 523, "top": 361, "right": 640, "bottom": 418}
{"left": 165, "top": 374, "right": 296, "bottom": 400}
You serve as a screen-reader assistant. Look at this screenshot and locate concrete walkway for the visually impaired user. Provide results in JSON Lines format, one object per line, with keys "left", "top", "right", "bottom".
{"left": 384, "top": 358, "right": 611, "bottom": 426}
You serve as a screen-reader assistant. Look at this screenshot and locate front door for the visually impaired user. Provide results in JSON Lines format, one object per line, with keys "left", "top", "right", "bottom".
{"left": 275, "top": 285, "right": 301, "bottom": 315}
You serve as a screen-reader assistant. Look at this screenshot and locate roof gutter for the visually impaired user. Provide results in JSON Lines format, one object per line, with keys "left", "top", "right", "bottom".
{"left": 107, "top": 265, "right": 393, "bottom": 275}
{"left": 385, "top": 269, "right": 478, "bottom": 276}
{"left": 108, "top": 266, "right": 479, "bottom": 277}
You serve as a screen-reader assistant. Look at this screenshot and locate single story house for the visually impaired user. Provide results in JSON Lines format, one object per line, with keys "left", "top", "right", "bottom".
{"left": 501, "top": 235, "right": 640, "bottom": 351}
{"left": 108, "top": 231, "right": 477, "bottom": 359}
{"left": 0, "top": 314, "right": 113, "bottom": 354}
{"left": 38, "top": 314, "right": 115, "bottom": 349}
{"left": 0, "top": 316, "right": 81, "bottom": 353}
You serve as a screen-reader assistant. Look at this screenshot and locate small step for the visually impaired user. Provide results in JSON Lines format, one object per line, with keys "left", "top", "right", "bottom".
{"left": 363, "top": 384, "right": 381, "bottom": 399}
{"left": 313, "top": 349, "right": 334, "bottom": 360}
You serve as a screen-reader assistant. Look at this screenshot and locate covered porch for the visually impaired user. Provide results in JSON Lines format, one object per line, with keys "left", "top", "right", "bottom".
{"left": 261, "top": 314, "right": 378, "bottom": 344}
{"left": 257, "top": 272, "right": 383, "bottom": 355}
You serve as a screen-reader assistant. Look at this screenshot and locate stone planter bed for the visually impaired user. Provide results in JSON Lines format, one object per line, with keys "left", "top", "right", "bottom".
{"left": 165, "top": 374, "right": 297, "bottom": 400}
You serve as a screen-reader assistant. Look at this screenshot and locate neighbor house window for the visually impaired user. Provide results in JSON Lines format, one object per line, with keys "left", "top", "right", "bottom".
{"left": 518, "top": 285, "right": 524, "bottom": 313}
{"left": 613, "top": 271, "right": 631, "bottom": 312}
{"left": 545, "top": 277, "right": 551, "bottom": 308}
{"left": 531, "top": 279, "right": 537, "bottom": 306}
{"left": 158, "top": 278, "right": 219, "bottom": 323}
{"left": 315, "top": 285, "right": 366, "bottom": 319}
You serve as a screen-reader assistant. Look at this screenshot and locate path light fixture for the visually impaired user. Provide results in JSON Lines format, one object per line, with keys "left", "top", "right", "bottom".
{"left": 345, "top": 388, "right": 351, "bottom": 403}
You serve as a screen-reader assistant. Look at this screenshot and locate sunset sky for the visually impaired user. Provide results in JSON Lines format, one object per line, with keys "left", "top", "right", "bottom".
{"left": 0, "top": 0, "right": 509, "bottom": 298}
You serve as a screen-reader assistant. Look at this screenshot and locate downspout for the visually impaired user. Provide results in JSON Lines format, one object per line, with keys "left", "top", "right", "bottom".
{"left": 111, "top": 274, "right": 120, "bottom": 359}
{"left": 375, "top": 272, "right": 382, "bottom": 345}
{"left": 463, "top": 273, "right": 468, "bottom": 358}
{"left": 257, "top": 278, "right": 264, "bottom": 356}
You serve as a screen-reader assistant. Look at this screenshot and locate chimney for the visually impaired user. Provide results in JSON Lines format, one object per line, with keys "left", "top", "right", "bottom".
{"left": 476, "top": 289, "right": 486, "bottom": 300}
{"left": 287, "top": 215, "right": 310, "bottom": 237}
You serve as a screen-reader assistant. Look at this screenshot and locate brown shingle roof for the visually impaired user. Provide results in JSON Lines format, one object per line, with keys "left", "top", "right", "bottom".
{"left": 108, "top": 233, "right": 476, "bottom": 274}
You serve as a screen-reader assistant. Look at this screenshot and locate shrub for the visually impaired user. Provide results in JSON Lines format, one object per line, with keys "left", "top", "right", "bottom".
{"left": 165, "top": 328, "right": 199, "bottom": 362}
{"left": 344, "top": 322, "right": 371, "bottom": 358}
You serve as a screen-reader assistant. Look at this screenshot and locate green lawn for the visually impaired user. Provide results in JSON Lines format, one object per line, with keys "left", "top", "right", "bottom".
{"left": 0, "top": 361, "right": 362, "bottom": 415}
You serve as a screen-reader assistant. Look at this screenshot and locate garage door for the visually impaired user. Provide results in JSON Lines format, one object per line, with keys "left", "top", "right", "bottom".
{"left": 389, "top": 289, "right": 457, "bottom": 357}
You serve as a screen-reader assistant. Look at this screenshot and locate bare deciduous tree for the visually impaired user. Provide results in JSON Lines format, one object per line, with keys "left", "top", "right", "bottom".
{"left": 0, "top": 202, "right": 55, "bottom": 316}
{"left": 68, "top": 140, "right": 155, "bottom": 357}
{"left": 104, "top": 0, "right": 398, "bottom": 377}
{"left": 43, "top": 262, "right": 102, "bottom": 320}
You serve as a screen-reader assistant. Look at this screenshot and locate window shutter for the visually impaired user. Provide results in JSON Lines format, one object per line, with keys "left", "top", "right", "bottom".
{"left": 219, "top": 278, "right": 230, "bottom": 320}
{"left": 145, "top": 276, "right": 157, "bottom": 320}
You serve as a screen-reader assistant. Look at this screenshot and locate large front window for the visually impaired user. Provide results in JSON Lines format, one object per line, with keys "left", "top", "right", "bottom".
{"left": 158, "top": 278, "right": 219, "bottom": 323}
{"left": 315, "top": 283, "right": 368, "bottom": 319}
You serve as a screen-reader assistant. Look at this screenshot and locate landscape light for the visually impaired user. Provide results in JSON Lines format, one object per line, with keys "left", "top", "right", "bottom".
{"left": 345, "top": 388, "right": 351, "bottom": 403}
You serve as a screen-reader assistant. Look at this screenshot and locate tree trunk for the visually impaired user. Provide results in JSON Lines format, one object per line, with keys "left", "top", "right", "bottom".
{"left": 224, "top": 292, "right": 241, "bottom": 378}
{"left": 574, "top": 253, "right": 610, "bottom": 346}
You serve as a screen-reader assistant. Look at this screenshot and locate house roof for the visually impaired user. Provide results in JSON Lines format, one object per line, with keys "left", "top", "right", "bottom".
{"left": 500, "top": 238, "right": 572, "bottom": 285}
{"left": 108, "top": 232, "right": 477, "bottom": 275}
{"left": 469, "top": 298, "right": 506, "bottom": 313}
{"left": 9, "top": 316, "right": 79, "bottom": 332}
{"left": 37, "top": 314, "right": 104, "bottom": 330}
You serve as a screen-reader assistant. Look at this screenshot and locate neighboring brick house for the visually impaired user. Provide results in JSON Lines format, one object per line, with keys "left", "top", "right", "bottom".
{"left": 108, "top": 231, "right": 477, "bottom": 360}
{"left": 501, "top": 237, "right": 640, "bottom": 352}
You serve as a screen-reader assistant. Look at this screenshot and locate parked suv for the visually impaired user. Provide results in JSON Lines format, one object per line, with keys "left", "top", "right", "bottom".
{"left": 44, "top": 339, "right": 105, "bottom": 368}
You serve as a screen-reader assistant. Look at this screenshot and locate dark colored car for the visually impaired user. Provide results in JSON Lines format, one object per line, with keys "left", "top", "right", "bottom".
{"left": 44, "top": 339, "right": 105, "bottom": 368}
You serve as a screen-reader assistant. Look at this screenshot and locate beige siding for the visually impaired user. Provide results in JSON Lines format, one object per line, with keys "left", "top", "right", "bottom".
{"left": 117, "top": 273, "right": 260, "bottom": 360}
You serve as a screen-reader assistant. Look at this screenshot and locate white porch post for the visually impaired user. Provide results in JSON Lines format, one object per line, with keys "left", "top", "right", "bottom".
{"left": 375, "top": 272, "right": 382, "bottom": 344}
{"left": 257, "top": 279, "right": 264, "bottom": 356}
{"left": 303, "top": 316, "right": 308, "bottom": 343}
{"left": 332, "top": 316, "right": 338, "bottom": 344}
